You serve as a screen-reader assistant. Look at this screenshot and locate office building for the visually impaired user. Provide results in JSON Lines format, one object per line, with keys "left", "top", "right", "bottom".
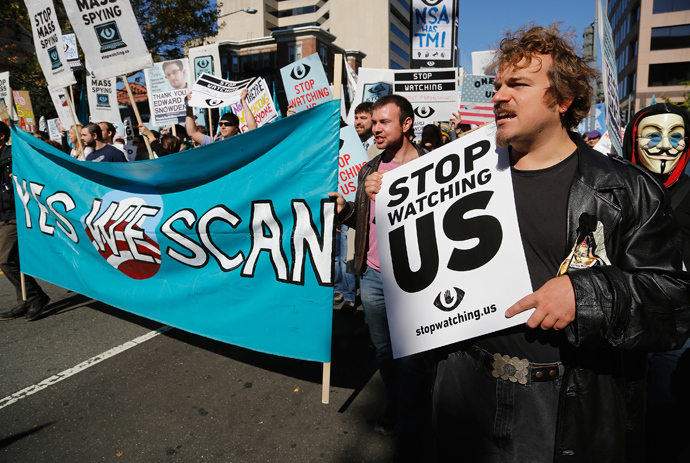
{"left": 609, "top": 0, "right": 690, "bottom": 124}
{"left": 215, "top": 0, "right": 412, "bottom": 70}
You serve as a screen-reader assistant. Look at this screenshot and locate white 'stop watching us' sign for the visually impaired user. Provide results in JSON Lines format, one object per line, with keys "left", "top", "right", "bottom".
{"left": 24, "top": 0, "right": 76, "bottom": 89}
{"left": 376, "top": 123, "right": 533, "bottom": 358}
{"left": 62, "top": 0, "right": 152, "bottom": 78}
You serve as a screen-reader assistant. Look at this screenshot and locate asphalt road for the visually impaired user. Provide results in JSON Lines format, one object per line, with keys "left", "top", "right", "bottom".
{"left": 0, "top": 276, "right": 397, "bottom": 462}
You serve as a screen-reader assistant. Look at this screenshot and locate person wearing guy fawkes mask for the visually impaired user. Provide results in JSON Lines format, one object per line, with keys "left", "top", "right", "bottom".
{"left": 622, "top": 103, "right": 690, "bottom": 462}
{"left": 623, "top": 103, "right": 690, "bottom": 265}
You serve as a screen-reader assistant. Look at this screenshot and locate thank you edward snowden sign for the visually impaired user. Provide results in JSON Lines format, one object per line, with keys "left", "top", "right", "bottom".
{"left": 376, "top": 123, "right": 533, "bottom": 358}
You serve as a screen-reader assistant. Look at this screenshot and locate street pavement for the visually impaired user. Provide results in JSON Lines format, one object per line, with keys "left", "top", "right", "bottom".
{"left": 0, "top": 276, "right": 398, "bottom": 462}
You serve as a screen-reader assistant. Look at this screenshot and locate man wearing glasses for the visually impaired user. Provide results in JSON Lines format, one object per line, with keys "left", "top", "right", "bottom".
{"left": 163, "top": 60, "right": 188, "bottom": 90}
{"left": 185, "top": 88, "right": 257, "bottom": 146}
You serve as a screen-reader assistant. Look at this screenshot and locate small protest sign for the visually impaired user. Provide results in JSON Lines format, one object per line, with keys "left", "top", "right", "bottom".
{"left": 0, "top": 101, "right": 9, "bottom": 125}
{"left": 411, "top": 0, "right": 457, "bottom": 69}
{"left": 576, "top": 103, "right": 606, "bottom": 135}
{"left": 346, "top": 68, "right": 394, "bottom": 124}
{"left": 48, "top": 86, "right": 79, "bottom": 130}
{"left": 338, "top": 126, "right": 369, "bottom": 201}
{"left": 47, "top": 118, "right": 62, "bottom": 142}
{"left": 597, "top": 0, "right": 623, "bottom": 156}
{"left": 281, "top": 53, "right": 332, "bottom": 113}
{"left": 62, "top": 0, "right": 153, "bottom": 78}
{"left": 14, "top": 91, "right": 36, "bottom": 133}
{"left": 231, "top": 78, "right": 278, "bottom": 131}
{"left": 189, "top": 73, "right": 254, "bottom": 109}
{"left": 122, "top": 144, "right": 137, "bottom": 162}
{"left": 87, "top": 62, "right": 121, "bottom": 124}
{"left": 346, "top": 68, "right": 458, "bottom": 132}
{"left": 188, "top": 43, "right": 221, "bottom": 80}
{"left": 376, "top": 123, "right": 533, "bottom": 358}
{"left": 459, "top": 74, "right": 495, "bottom": 125}
{"left": 23, "top": 0, "right": 76, "bottom": 89}
{"left": 145, "top": 60, "right": 190, "bottom": 125}
{"left": 395, "top": 69, "right": 458, "bottom": 138}
{"left": 62, "top": 33, "right": 84, "bottom": 71}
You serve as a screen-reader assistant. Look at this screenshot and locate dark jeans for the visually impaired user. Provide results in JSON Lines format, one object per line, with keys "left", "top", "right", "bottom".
{"left": 359, "top": 266, "right": 431, "bottom": 435}
{"left": 433, "top": 348, "right": 562, "bottom": 462}
{"left": 0, "top": 219, "right": 44, "bottom": 307}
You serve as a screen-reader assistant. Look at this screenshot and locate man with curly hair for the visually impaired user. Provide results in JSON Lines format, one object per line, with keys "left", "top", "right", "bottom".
{"left": 429, "top": 24, "right": 690, "bottom": 462}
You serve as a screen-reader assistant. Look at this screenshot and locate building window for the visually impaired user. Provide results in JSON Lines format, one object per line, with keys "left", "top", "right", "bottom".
{"left": 288, "top": 44, "right": 302, "bottom": 62}
{"left": 319, "top": 44, "right": 328, "bottom": 65}
{"left": 651, "top": 24, "right": 690, "bottom": 50}
{"left": 648, "top": 61, "right": 690, "bottom": 86}
{"left": 232, "top": 56, "right": 239, "bottom": 73}
{"left": 391, "top": 22, "right": 410, "bottom": 46}
{"left": 263, "top": 53, "right": 271, "bottom": 69}
{"left": 391, "top": 41, "right": 409, "bottom": 62}
{"left": 653, "top": 0, "right": 690, "bottom": 13}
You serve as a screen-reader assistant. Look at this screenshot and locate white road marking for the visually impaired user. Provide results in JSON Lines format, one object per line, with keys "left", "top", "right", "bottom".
{"left": 0, "top": 325, "right": 172, "bottom": 410}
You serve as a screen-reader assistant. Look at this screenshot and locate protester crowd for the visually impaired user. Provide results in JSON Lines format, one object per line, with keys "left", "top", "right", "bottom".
{"left": 3, "top": 19, "right": 690, "bottom": 463}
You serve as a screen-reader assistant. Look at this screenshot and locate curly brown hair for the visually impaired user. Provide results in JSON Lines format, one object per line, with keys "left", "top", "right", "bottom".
{"left": 489, "top": 23, "right": 598, "bottom": 130}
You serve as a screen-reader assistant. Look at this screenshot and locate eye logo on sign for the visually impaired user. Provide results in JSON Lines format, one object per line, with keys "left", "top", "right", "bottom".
{"left": 205, "top": 99, "right": 224, "bottom": 107}
{"left": 433, "top": 287, "right": 465, "bottom": 312}
{"left": 427, "top": 61, "right": 436, "bottom": 67}
{"left": 94, "top": 21, "right": 127, "bottom": 53}
{"left": 96, "top": 94, "right": 110, "bottom": 108}
{"left": 290, "top": 64, "right": 311, "bottom": 80}
{"left": 362, "top": 82, "right": 392, "bottom": 103}
{"left": 48, "top": 46, "right": 63, "bottom": 70}
{"left": 421, "top": 0, "right": 444, "bottom": 5}
{"left": 414, "top": 106, "right": 435, "bottom": 119}
{"left": 194, "top": 56, "right": 214, "bottom": 80}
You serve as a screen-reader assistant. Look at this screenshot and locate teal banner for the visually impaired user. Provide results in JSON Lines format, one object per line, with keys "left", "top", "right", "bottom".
{"left": 11, "top": 101, "right": 340, "bottom": 362}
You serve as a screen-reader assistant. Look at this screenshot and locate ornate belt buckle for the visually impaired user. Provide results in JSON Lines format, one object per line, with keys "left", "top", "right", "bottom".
{"left": 491, "top": 353, "right": 529, "bottom": 385}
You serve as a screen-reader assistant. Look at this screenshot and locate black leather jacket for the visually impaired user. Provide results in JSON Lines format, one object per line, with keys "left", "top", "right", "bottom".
{"left": 0, "top": 144, "right": 14, "bottom": 221}
{"left": 338, "top": 144, "right": 425, "bottom": 274}
{"left": 339, "top": 152, "right": 382, "bottom": 274}
{"left": 554, "top": 137, "right": 690, "bottom": 462}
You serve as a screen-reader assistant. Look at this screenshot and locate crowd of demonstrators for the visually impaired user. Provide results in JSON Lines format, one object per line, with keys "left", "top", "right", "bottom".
{"left": 0, "top": 121, "right": 51, "bottom": 322}
{"left": 80, "top": 123, "right": 127, "bottom": 163}
{"left": 59, "top": 124, "right": 91, "bottom": 159}
{"left": 138, "top": 124, "right": 181, "bottom": 157}
{"left": 330, "top": 95, "right": 432, "bottom": 460}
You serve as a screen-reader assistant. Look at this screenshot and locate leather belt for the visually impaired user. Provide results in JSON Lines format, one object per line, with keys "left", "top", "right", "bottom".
{"left": 466, "top": 345, "right": 560, "bottom": 385}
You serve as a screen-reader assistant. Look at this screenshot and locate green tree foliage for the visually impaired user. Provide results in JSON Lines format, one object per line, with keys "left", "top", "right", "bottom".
{"left": 659, "top": 81, "right": 690, "bottom": 112}
{"left": 132, "top": 0, "right": 219, "bottom": 61}
{"left": 0, "top": 0, "right": 64, "bottom": 120}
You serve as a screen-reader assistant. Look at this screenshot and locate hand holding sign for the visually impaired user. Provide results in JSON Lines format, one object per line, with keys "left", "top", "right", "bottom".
{"left": 364, "top": 171, "right": 384, "bottom": 202}
{"left": 505, "top": 275, "right": 575, "bottom": 331}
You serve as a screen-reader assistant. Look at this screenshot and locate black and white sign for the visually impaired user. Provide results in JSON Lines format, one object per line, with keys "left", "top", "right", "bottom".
{"left": 411, "top": 0, "right": 458, "bottom": 69}
{"left": 189, "top": 73, "right": 254, "bottom": 109}
{"left": 376, "top": 123, "right": 533, "bottom": 358}
{"left": 63, "top": 0, "right": 152, "bottom": 78}
{"left": 24, "top": 0, "right": 76, "bottom": 88}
